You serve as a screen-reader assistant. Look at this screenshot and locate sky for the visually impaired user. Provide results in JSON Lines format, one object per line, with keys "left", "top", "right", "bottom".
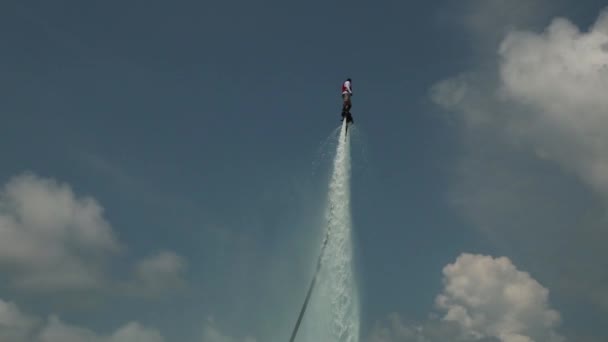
{"left": 1, "top": 0, "right": 608, "bottom": 341}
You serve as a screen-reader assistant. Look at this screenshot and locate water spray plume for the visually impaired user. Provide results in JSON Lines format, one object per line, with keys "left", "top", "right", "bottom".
{"left": 289, "top": 120, "right": 359, "bottom": 342}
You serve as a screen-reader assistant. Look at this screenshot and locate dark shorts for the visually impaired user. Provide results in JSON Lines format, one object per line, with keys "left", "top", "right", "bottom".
{"left": 342, "top": 93, "right": 351, "bottom": 104}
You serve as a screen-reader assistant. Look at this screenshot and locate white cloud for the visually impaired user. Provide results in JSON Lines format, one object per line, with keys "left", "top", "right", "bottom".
{"left": 367, "top": 255, "right": 562, "bottom": 342}
{"left": 436, "top": 254, "right": 563, "bottom": 342}
{"left": 436, "top": 0, "right": 563, "bottom": 55}
{"left": 464, "top": 0, "right": 557, "bottom": 42}
{"left": 434, "top": 8, "right": 608, "bottom": 198}
{"left": 201, "top": 317, "right": 256, "bottom": 342}
{"left": 369, "top": 318, "right": 507, "bottom": 342}
{"left": 0, "top": 298, "right": 163, "bottom": 342}
{"left": 367, "top": 313, "right": 477, "bottom": 342}
{"left": 108, "top": 322, "right": 165, "bottom": 342}
{"left": 497, "top": 11, "right": 608, "bottom": 195}
{"left": 127, "top": 251, "right": 188, "bottom": 296}
{"left": 0, "top": 299, "right": 38, "bottom": 342}
{"left": 0, "top": 171, "right": 187, "bottom": 296}
{"left": 431, "top": 4, "right": 608, "bottom": 319}
{"left": 38, "top": 316, "right": 103, "bottom": 342}
{"left": 0, "top": 172, "right": 120, "bottom": 291}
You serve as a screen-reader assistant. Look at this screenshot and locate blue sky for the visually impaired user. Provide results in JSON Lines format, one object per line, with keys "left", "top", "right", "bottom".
{"left": 2, "top": 1, "right": 608, "bottom": 341}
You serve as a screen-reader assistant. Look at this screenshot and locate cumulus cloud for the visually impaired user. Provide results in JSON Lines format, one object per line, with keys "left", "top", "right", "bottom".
{"left": 0, "top": 298, "right": 163, "bottom": 342}
{"left": 38, "top": 317, "right": 164, "bottom": 342}
{"left": 431, "top": 3, "right": 608, "bottom": 321}
{"left": 464, "top": 0, "right": 559, "bottom": 44}
{"left": 126, "top": 251, "right": 188, "bottom": 296}
{"left": 0, "top": 171, "right": 187, "bottom": 296}
{"left": 107, "top": 322, "right": 165, "bottom": 342}
{"left": 0, "top": 172, "right": 120, "bottom": 291}
{"left": 0, "top": 299, "right": 38, "bottom": 341}
{"left": 436, "top": 0, "right": 563, "bottom": 55}
{"left": 367, "top": 254, "right": 562, "bottom": 342}
{"left": 201, "top": 317, "right": 257, "bottom": 342}
{"left": 497, "top": 12, "right": 608, "bottom": 194}
{"left": 367, "top": 313, "right": 483, "bottom": 342}
{"left": 434, "top": 8, "right": 608, "bottom": 198}
{"left": 436, "top": 254, "right": 563, "bottom": 342}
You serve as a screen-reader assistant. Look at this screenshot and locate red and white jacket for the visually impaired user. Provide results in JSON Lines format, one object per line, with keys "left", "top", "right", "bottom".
{"left": 341, "top": 80, "right": 352, "bottom": 95}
